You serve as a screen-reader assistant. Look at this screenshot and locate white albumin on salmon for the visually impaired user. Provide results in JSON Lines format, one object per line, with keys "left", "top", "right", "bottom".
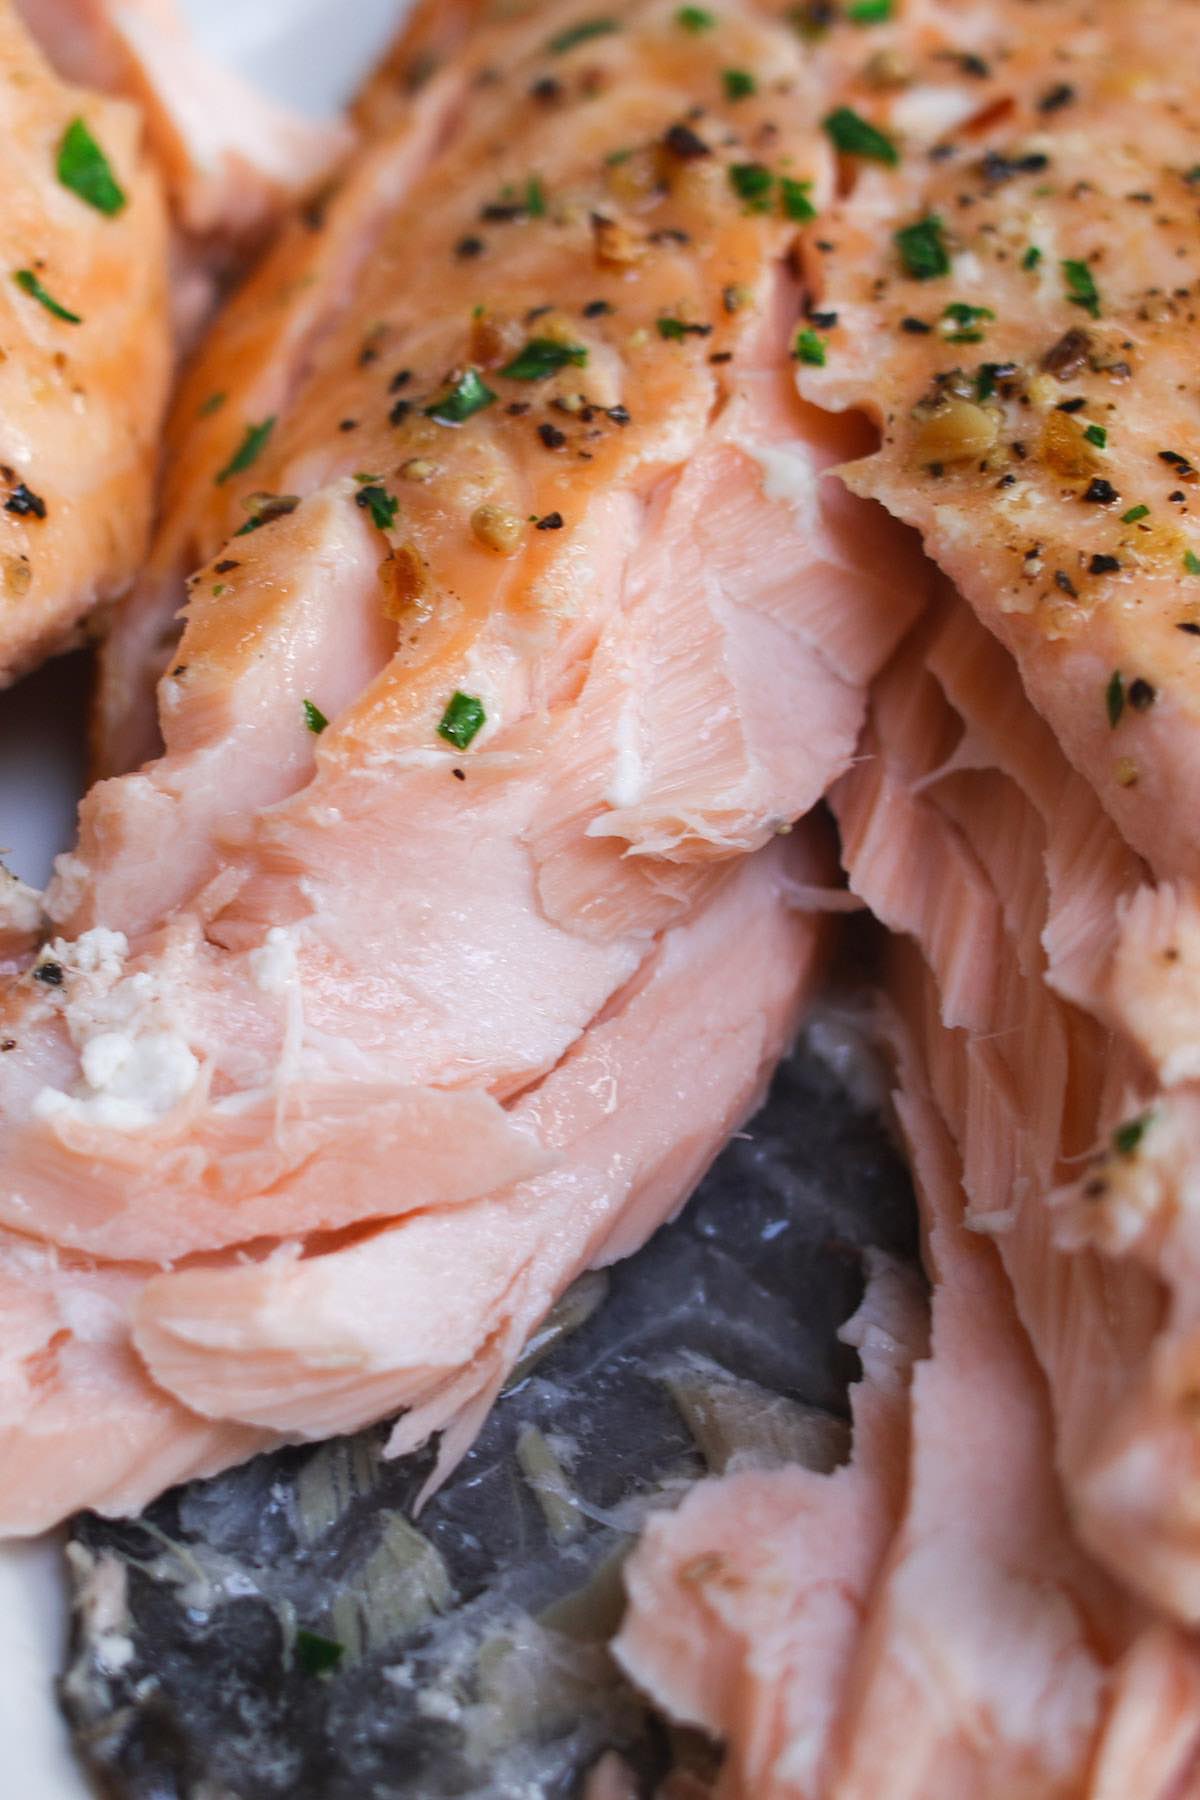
{"left": 0, "top": 0, "right": 930, "bottom": 1532}
{"left": 0, "top": 0, "right": 171, "bottom": 685}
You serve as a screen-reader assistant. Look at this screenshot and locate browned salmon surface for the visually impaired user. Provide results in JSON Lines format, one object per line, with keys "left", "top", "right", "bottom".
{"left": 0, "top": 0, "right": 930, "bottom": 1531}
{"left": 0, "top": 0, "right": 170, "bottom": 683}
{"left": 796, "top": 0, "right": 1200, "bottom": 881}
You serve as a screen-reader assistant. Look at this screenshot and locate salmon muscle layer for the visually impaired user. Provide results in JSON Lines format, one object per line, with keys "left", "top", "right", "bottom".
{"left": 795, "top": 0, "right": 1200, "bottom": 884}
{"left": 616, "top": 989, "right": 1200, "bottom": 1799}
{"left": 15, "top": 0, "right": 351, "bottom": 246}
{"left": 828, "top": 576, "right": 1200, "bottom": 1628}
{"left": 0, "top": 1, "right": 932, "bottom": 1532}
{"left": 0, "top": 0, "right": 170, "bottom": 684}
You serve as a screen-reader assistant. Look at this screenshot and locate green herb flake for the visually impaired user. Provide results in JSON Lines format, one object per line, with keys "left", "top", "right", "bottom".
{"left": 676, "top": 5, "right": 716, "bottom": 29}
{"left": 302, "top": 699, "right": 329, "bottom": 735}
{"left": 13, "top": 268, "right": 82, "bottom": 324}
{"left": 656, "top": 315, "right": 711, "bottom": 341}
{"left": 894, "top": 214, "right": 950, "bottom": 280}
{"left": 1186, "top": 549, "right": 1200, "bottom": 575}
{"left": 500, "top": 337, "right": 589, "bottom": 380}
{"left": 794, "top": 327, "right": 827, "bottom": 366}
{"left": 1021, "top": 244, "right": 1042, "bottom": 271}
{"left": 1122, "top": 504, "right": 1149, "bottom": 523}
{"left": 296, "top": 1629, "right": 343, "bottom": 1675}
{"left": 1062, "top": 258, "right": 1101, "bottom": 318}
{"left": 780, "top": 176, "right": 817, "bottom": 222}
{"left": 215, "top": 417, "right": 276, "bottom": 485}
{"left": 525, "top": 174, "right": 546, "bottom": 218}
{"left": 546, "top": 17, "right": 619, "bottom": 53}
{"left": 975, "top": 362, "right": 1004, "bottom": 401}
{"left": 57, "top": 117, "right": 126, "bottom": 215}
{"left": 1105, "top": 669, "right": 1125, "bottom": 728}
{"left": 722, "top": 67, "right": 757, "bottom": 100}
{"left": 437, "top": 691, "right": 486, "bottom": 749}
{"left": 356, "top": 482, "right": 399, "bottom": 530}
{"left": 198, "top": 391, "right": 227, "bottom": 418}
{"left": 940, "top": 300, "right": 995, "bottom": 342}
{"left": 729, "top": 161, "right": 774, "bottom": 209}
{"left": 1084, "top": 423, "right": 1107, "bottom": 448}
{"left": 425, "top": 368, "right": 497, "bottom": 425}
{"left": 847, "top": 0, "right": 892, "bottom": 20}
{"left": 1113, "top": 1112, "right": 1152, "bottom": 1156}
{"left": 823, "top": 106, "right": 898, "bottom": 166}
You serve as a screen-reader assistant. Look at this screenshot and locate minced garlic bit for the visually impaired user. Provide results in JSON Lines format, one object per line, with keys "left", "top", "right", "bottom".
{"left": 471, "top": 503, "right": 524, "bottom": 554}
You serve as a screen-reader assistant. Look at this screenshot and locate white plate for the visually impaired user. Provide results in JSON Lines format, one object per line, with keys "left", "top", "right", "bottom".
{"left": 0, "top": 4, "right": 405, "bottom": 1792}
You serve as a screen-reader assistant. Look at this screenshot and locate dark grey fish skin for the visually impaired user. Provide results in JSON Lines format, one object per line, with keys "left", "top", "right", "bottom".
{"left": 61, "top": 1018, "right": 917, "bottom": 1800}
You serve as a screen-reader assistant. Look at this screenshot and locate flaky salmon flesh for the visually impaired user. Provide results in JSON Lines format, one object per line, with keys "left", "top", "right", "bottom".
{"left": 0, "top": 0, "right": 929, "bottom": 1531}
{"left": 13, "top": 2, "right": 1200, "bottom": 1796}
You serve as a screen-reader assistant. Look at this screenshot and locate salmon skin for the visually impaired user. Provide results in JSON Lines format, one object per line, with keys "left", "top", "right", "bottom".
{"left": 0, "top": 0, "right": 170, "bottom": 686}
{"left": 0, "top": 0, "right": 929, "bottom": 1533}
{"left": 59, "top": 1021, "right": 919, "bottom": 1800}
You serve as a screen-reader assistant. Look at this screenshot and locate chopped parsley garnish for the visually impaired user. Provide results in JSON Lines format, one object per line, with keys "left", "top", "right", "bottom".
{"left": 974, "top": 362, "right": 1016, "bottom": 400}
{"left": 438, "top": 691, "right": 486, "bottom": 749}
{"left": 780, "top": 176, "right": 817, "bottom": 221}
{"left": 500, "top": 337, "right": 588, "bottom": 380}
{"left": 355, "top": 482, "right": 399, "bottom": 529}
{"left": 1083, "top": 423, "right": 1107, "bottom": 448}
{"left": 57, "top": 117, "right": 126, "bottom": 215}
{"left": 1186, "top": 550, "right": 1200, "bottom": 575}
{"left": 198, "top": 391, "right": 227, "bottom": 418}
{"left": 13, "top": 269, "right": 81, "bottom": 324}
{"left": 1021, "top": 245, "right": 1042, "bottom": 270}
{"left": 794, "top": 327, "right": 827, "bottom": 365}
{"left": 822, "top": 107, "right": 898, "bottom": 166}
{"left": 525, "top": 174, "right": 546, "bottom": 218}
{"left": 1062, "top": 259, "right": 1100, "bottom": 318}
{"left": 676, "top": 5, "right": 716, "bottom": 28}
{"left": 546, "top": 17, "right": 619, "bottom": 53}
{"left": 940, "top": 301, "right": 994, "bottom": 342}
{"left": 1105, "top": 670, "right": 1124, "bottom": 728}
{"left": 723, "top": 68, "right": 757, "bottom": 100}
{"left": 1113, "top": 1112, "right": 1152, "bottom": 1156}
{"left": 295, "top": 1630, "right": 343, "bottom": 1675}
{"left": 894, "top": 214, "right": 949, "bottom": 280}
{"left": 425, "top": 369, "right": 497, "bottom": 425}
{"left": 847, "top": 0, "right": 892, "bottom": 19}
{"left": 1122, "top": 504, "right": 1149, "bottom": 523}
{"left": 657, "top": 316, "right": 712, "bottom": 340}
{"left": 215, "top": 417, "right": 276, "bottom": 484}
{"left": 302, "top": 699, "right": 329, "bottom": 735}
{"left": 729, "top": 161, "right": 774, "bottom": 208}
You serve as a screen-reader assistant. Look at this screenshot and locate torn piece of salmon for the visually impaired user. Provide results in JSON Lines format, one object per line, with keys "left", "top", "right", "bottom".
{"left": 827, "top": 1022, "right": 1122, "bottom": 1800}
{"left": 612, "top": 1250, "right": 926, "bottom": 1800}
{"left": 0, "top": 833, "right": 825, "bottom": 1533}
{"left": 795, "top": 0, "right": 1200, "bottom": 881}
{"left": 831, "top": 586, "right": 1200, "bottom": 1627}
{"left": 0, "top": 1, "right": 930, "bottom": 1531}
{"left": 15, "top": 0, "right": 351, "bottom": 245}
{"left": 0, "top": 0, "right": 170, "bottom": 683}
{"left": 91, "top": 0, "right": 929, "bottom": 776}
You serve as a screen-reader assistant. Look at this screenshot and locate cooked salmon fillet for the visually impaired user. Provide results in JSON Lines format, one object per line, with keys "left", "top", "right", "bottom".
{"left": 0, "top": 0, "right": 170, "bottom": 684}
{"left": 831, "top": 585, "right": 1200, "bottom": 1628}
{"left": 0, "top": 0, "right": 929, "bottom": 1531}
{"left": 617, "top": 951, "right": 1200, "bottom": 1798}
{"left": 796, "top": 0, "right": 1200, "bottom": 881}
